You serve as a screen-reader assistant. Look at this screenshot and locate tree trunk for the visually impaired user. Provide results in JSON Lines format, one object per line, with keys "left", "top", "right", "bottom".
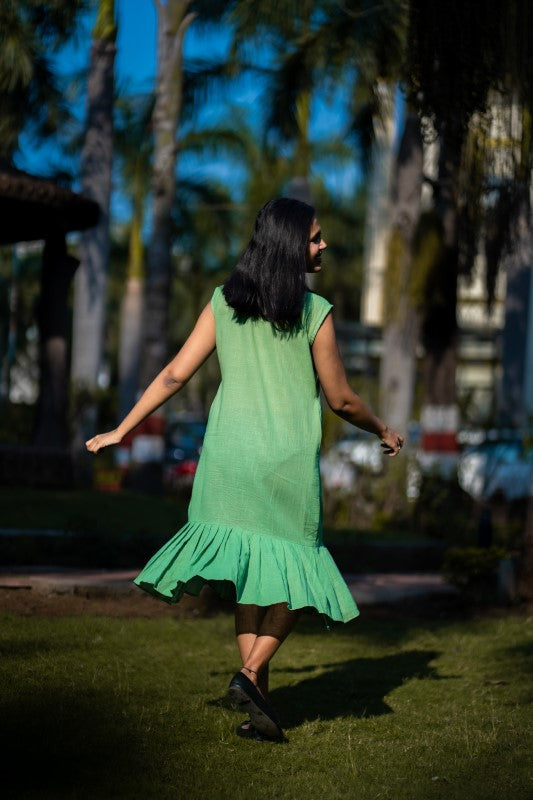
{"left": 33, "top": 234, "right": 79, "bottom": 447}
{"left": 139, "top": 0, "right": 195, "bottom": 388}
{"left": 500, "top": 197, "right": 533, "bottom": 425}
{"left": 118, "top": 205, "right": 144, "bottom": 421}
{"left": 420, "top": 125, "right": 462, "bottom": 464}
{"left": 379, "top": 111, "right": 423, "bottom": 435}
{"left": 71, "top": 18, "right": 115, "bottom": 396}
{"left": 501, "top": 198, "right": 533, "bottom": 603}
{"left": 287, "top": 90, "right": 315, "bottom": 287}
{"left": 360, "top": 82, "right": 397, "bottom": 326}
{"left": 517, "top": 490, "right": 533, "bottom": 603}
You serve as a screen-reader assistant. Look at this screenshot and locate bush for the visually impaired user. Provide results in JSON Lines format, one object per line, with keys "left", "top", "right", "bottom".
{"left": 0, "top": 402, "right": 34, "bottom": 446}
{"left": 442, "top": 545, "right": 508, "bottom": 603}
{"left": 322, "top": 454, "right": 413, "bottom": 532}
{"left": 412, "top": 472, "right": 477, "bottom": 543}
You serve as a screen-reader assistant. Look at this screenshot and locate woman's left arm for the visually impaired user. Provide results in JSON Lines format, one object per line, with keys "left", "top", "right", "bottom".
{"left": 86, "top": 301, "right": 216, "bottom": 453}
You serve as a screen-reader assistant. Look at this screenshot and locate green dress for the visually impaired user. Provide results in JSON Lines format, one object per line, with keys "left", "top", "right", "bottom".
{"left": 134, "top": 286, "right": 360, "bottom": 623}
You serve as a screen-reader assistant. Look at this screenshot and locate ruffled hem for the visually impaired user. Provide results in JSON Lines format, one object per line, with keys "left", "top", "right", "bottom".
{"left": 133, "top": 520, "right": 359, "bottom": 623}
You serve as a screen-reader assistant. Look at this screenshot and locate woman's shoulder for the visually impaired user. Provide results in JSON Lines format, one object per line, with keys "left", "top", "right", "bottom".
{"left": 304, "top": 290, "right": 333, "bottom": 317}
{"left": 210, "top": 284, "right": 225, "bottom": 313}
{"left": 304, "top": 290, "right": 333, "bottom": 344}
{"left": 304, "top": 289, "right": 332, "bottom": 307}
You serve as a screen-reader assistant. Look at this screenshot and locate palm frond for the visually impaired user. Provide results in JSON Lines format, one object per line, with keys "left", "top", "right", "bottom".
{"left": 310, "top": 137, "right": 355, "bottom": 167}
{"left": 177, "top": 127, "right": 248, "bottom": 158}
{"left": 0, "top": 0, "right": 89, "bottom": 157}
{"left": 181, "top": 57, "right": 271, "bottom": 123}
{"left": 229, "top": 0, "right": 314, "bottom": 48}
{"left": 265, "top": 42, "right": 317, "bottom": 142}
{"left": 345, "top": 80, "right": 378, "bottom": 170}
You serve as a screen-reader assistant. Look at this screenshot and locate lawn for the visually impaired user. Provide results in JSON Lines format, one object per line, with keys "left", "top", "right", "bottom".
{"left": 0, "top": 608, "right": 531, "bottom": 800}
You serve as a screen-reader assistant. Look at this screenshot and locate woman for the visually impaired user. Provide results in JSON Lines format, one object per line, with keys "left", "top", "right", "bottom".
{"left": 86, "top": 197, "right": 403, "bottom": 743}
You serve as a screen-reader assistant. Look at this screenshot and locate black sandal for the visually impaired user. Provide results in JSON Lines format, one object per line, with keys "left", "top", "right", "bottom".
{"left": 228, "top": 670, "right": 284, "bottom": 741}
{"left": 236, "top": 719, "right": 266, "bottom": 741}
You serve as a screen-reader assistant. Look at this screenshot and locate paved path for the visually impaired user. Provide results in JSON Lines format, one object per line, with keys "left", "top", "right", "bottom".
{"left": 343, "top": 573, "right": 457, "bottom": 604}
{"left": 0, "top": 567, "right": 457, "bottom": 605}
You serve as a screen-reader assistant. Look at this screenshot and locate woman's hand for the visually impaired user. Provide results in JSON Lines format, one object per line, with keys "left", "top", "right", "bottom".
{"left": 86, "top": 429, "right": 123, "bottom": 454}
{"left": 379, "top": 426, "right": 404, "bottom": 457}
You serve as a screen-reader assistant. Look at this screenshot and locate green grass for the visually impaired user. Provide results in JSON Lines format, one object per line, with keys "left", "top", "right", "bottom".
{"left": 0, "top": 610, "right": 531, "bottom": 800}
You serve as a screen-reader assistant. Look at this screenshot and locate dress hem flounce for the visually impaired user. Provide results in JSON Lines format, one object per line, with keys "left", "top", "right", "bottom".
{"left": 133, "top": 520, "right": 359, "bottom": 624}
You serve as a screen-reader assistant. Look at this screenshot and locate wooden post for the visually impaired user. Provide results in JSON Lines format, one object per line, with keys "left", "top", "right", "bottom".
{"left": 33, "top": 233, "right": 78, "bottom": 448}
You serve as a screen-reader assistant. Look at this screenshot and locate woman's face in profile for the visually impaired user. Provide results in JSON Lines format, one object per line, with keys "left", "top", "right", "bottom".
{"left": 306, "top": 218, "right": 327, "bottom": 272}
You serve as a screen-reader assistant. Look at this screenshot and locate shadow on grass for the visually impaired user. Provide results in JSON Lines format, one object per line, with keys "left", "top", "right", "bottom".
{"left": 498, "top": 639, "right": 533, "bottom": 687}
{"left": 503, "top": 639, "right": 533, "bottom": 661}
{"left": 276, "top": 650, "right": 447, "bottom": 727}
{"left": 290, "top": 591, "right": 493, "bottom": 645}
{"left": 210, "top": 649, "right": 449, "bottom": 729}
{"left": 0, "top": 638, "right": 81, "bottom": 658}
{"left": 0, "top": 687, "right": 153, "bottom": 797}
{"left": 210, "top": 593, "right": 471, "bottom": 648}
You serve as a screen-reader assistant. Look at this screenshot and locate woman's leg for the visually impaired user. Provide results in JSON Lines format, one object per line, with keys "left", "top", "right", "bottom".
{"left": 232, "top": 602, "right": 301, "bottom": 738}
{"left": 234, "top": 603, "right": 269, "bottom": 698}
{"left": 239, "top": 602, "right": 301, "bottom": 688}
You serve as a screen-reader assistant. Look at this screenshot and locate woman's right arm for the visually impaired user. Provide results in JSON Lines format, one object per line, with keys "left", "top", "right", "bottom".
{"left": 311, "top": 313, "right": 403, "bottom": 456}
{"left": 86, "top": 301, "right": 216, "bottom": 454}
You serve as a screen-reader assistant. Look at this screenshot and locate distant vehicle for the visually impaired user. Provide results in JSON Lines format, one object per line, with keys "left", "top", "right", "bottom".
{"left": 320, "top": 434, "right": 383, "bottom": 492}
{"left": 163, "top": 418, "right": 207, "bottom": 490}
{"left": 321, "top": 427, "right": 533, "bottom": 502}
{"left": 458, "top": 432, "right": 533, "bottom": 501}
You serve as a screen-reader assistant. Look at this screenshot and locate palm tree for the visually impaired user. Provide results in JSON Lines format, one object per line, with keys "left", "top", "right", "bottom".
{"left": 139, "top": 0, "right": 262, "bottom": 389}
{"left": 239, "top": 1, "right": 413, "bottom": 421}
{"left": 116, "top": 87, "right": 248, "bottom": 411}
{"left": 169, "top": 177, "right": 237, "bottom": 414}
{"left": 139, "top": 0, "right": 320, "bottom": 387}
{"left": 359, "top": 81, "right": 398, "bottom": 319}
{"left": 405, "top": 0, "right": 533, "bottom": 454}
{"left": 379, "top": 109, "right": 424, "bottom": 435}
{"left": 404, "top": 0, "right": 533, "bottom": 600}
{"left": 256, "top": 0, "right": 533, "bottom": 442}
{"left": 138, "top": 0, "right": 198, "bottom": 388}
{"left": 0, "top": 1, "right": 88, "bottom": 159}
{"left": 114, "top": 94, "right": 153, "bottom": 421}
{"left": 259, "top": 1, "right": 316, "bottom": 204}
{"left": 71, "top": 0, "right": 116, "bottom": 447}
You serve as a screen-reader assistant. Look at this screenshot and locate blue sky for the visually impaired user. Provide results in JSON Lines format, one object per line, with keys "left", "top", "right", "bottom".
{"left": 16, "top": 0, "right": 366, "bottom": 224}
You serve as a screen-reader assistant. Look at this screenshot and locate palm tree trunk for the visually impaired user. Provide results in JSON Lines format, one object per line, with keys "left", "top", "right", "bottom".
{"left": 379, "top": 111, "right": 423, "bottom": 435}
{"left": 420, "top": 125, "right": 462, "bottom": 463}
{"left": 500, "top": 196, "right": 533, "bottom": 425}
{"left": 139, "top": 0, "right": 195, "bottom": 388}
{"left": 361, "top": 82, "right": 397, "bottom": 326}
{"left": 502, "top": 194, "right": 533, "bottom": 602}
{"left": 118, "top": 205, "right": 144, "bottom": 421}
{"left": 287, "top": 90, "right": 315, "bottom": 285}
{"left": 71, "top": 1, "right": 116, "bottom": 408}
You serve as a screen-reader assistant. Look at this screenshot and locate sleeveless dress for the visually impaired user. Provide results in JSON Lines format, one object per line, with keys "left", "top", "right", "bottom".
{"left": 134, "top": 286, "right": 360, "bottom": 623}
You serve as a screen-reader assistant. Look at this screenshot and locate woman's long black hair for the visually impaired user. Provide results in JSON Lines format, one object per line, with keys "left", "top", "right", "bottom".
{"left": 222, "top": 197, "right": 315, "bottom": 330}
